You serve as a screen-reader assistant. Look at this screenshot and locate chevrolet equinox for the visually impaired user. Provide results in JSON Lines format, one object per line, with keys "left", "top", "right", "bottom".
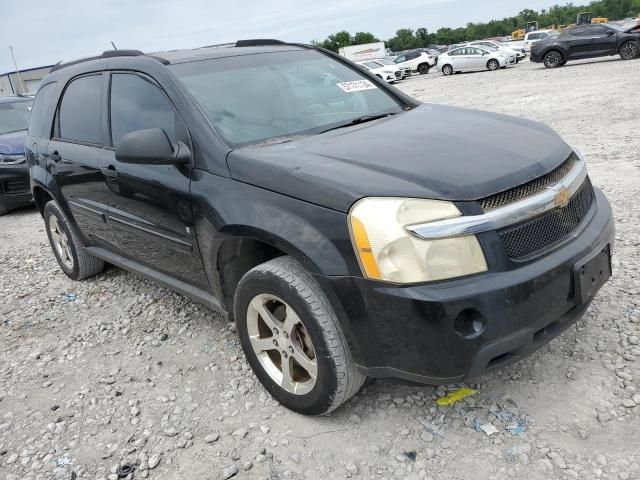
{"left": 26, "top": 40, "right": 614, "bottom": 415}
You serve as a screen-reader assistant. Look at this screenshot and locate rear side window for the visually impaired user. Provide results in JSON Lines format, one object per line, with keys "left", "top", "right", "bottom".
{"left": 28, "top": 82, "right": 56, "bottom": 138}
{"left": 110, "top": 73, "right": 176, "bottom": 147}
{"left": 59, "top": 74, "right": 104, "bottom": 144}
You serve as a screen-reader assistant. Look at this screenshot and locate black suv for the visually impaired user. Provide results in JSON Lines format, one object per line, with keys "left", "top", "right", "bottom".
{"left": 531, "top": 23, "right": 640, "bottom": 68}
{"left": 27, "top": 41, "right": 614, "bottom": 415}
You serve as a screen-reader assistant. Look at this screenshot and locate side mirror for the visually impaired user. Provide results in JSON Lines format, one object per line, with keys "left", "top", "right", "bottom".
{"left": 606, "top": 30, "right": 615, "bottom": 36}
{"left": 115, "top": 128, "right": 190, "bottom": 165}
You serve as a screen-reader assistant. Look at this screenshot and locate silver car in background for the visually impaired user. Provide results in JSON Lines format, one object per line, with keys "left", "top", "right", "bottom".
{"left": 437, "top": 46, "right": 508, "bottom": 75}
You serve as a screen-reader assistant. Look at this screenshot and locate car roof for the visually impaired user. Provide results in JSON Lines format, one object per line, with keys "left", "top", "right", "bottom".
{"left": 154, "top": 43, "right": 305, "bottom": 65}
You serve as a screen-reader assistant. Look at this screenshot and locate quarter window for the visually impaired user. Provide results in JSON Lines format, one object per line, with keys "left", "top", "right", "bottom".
{"left": 110, "top": 73, "right": 177, "bottom": 147}
{"left": 28, "top": 82, "right": 56, "bottom": 138}
{"left": 59, "top": 75, "right": 103, "bottom": 144}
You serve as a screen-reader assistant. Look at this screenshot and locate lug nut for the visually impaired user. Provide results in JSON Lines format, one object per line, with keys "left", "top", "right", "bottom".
{"left": 283, "top": 332, "right": 288, "bottom": 339}
{"left": 288, "top": 346, "right": 294, "bottom": 354}
{"left": 273, "top": 328, "right": 279, "bottom": 335}
{"left": 282, "top": 351, "right": 288, "bottom": 358}
{"left": 273, "top": 339, "right": 278, "bottom": 347}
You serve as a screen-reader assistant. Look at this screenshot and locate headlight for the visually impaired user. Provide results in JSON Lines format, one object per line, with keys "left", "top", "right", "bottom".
{"left": 0, "top": 154, "right": 26, "bottom": 165}
{"left": 349, "top": 198, "right": 487, "bottom": 283}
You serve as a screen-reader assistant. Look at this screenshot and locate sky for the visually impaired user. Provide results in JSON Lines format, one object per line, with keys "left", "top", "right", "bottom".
{"left": 1, "top": 0, "right": 556, "bottom": 73}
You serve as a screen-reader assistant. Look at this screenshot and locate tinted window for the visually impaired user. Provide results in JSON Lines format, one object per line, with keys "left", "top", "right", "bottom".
{"left": 589, "top": 26, "right": 610, "bottom": 35}
{"left": 0, "top": 99, "right": 32, "bottom": 135}
{"left": 59, "top": 75, "right": 103, "bottom": 144}
{"left": 570, "top": 27, "right": 589, "bottom": 37}
{"left": 28, "top": 82, "right": 56, "bottom": 138}
{"left": 110, "top": 74, "right": 176, "bottom": 147}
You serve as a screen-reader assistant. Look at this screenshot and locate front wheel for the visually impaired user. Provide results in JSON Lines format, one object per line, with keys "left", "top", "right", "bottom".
{"left": 543, "top": 51, "right": 563, "bottom": 68}
{"left": 418, "top": 63, "right": 430, "bottom": 75}
{"left": 620, "top": 41, "right": 639, "bottom": 60}
{"left": 234, "top": 257, "right": 365, "bottom": 415}
{"left": 442, "top": 64, "right": 453, "bottom": 76}
{"left": 487, "top": 59, "right": 500, "bottom": 71}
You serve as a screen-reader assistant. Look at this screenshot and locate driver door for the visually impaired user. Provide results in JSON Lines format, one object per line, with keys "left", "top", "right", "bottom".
{"left": 103, "top": 71, "right": 209, "bottom": 289}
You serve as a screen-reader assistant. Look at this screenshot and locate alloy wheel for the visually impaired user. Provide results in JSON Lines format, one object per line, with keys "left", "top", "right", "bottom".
{"left": 49, "top": 215, "right": 73, "bottom": 269}
{"left": 246, "top": 293, "right": 318, "bottom": 395}
{"left": 620, "top": 42, "right": 638, "bottom": 60}
{"left": 544, "top": 52, "right": 562, "bottom": 68}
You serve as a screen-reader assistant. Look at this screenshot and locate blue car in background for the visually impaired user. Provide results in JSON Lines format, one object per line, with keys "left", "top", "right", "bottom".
{"left": 0, "top": 95, "right": 34, "bottom": 215}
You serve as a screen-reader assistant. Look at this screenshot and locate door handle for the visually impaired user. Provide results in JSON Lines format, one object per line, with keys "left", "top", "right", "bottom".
{"left": 101, "top": 166, "right": 119, "bottom": 178}
{"left": 50, "top": 152, "right": 61, "bottom": 162}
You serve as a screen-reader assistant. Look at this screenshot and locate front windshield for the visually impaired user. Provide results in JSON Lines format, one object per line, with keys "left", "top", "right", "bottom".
{"left": 0, "top": 100, "right": 32, "bottom": 135}
{"left": 377, "top": 59, "right": 395, "bottom": 66}
{"left": 171, "top": 50, "right": 403, "bottom": 147}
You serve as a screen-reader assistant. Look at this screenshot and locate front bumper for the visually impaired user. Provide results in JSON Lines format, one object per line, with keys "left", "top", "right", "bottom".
{"left": 0, "top": 164, "right": 33, "bottom": 208}
{"left": 326, "top": 188, "right": 614, "bottom": 384}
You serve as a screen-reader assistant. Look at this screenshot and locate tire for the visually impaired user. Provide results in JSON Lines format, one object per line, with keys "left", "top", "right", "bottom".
{"left": 543, "top": 51, "right": 563, "bottom": 68}
{"left": 442, "top": 64, "right": 453, "bottom": 76}
{"left": 44, "top": 201, "right": 105, "bottom": 281}
{"left": 619, "top": 41, "right": 639, "bottom": 60}
{"left": 234, "top": 256, "right": 365, "bottom": 415}
{"left": 487, "top": 59, "right": 500, "bottom": 71}
{"left": 0, "top": 205, "right": 8, "bottom": 216}
{"left": 418, "top": 63, "right": 430, "bottom": 75}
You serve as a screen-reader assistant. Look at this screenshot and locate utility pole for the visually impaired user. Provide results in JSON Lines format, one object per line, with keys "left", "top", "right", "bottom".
{"left": 9, "top": 45, "right": 26, "bottom": 94}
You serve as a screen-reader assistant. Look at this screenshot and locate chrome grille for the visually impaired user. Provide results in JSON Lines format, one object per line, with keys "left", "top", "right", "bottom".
{"left": 480, "top": 154, "right": 577, "bottom": 211}
{"left": 497, "top": 177, "right": 594, "bottom": 260}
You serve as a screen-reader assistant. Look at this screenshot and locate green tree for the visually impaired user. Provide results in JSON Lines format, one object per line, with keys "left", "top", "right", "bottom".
{"left": 352, "top": 32, "right": 379, "bottom": 45}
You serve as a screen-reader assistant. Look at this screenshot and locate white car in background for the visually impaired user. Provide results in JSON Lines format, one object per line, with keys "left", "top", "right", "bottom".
{"left": 393, "top": 50, "right": 438, "bottom": 75}
{"left": 437, "top": 46, "right": 508, "bottom": 75}
{"left": 467, "top": 40, "right": 526, "bottom": 62}
{"left": 356, "top": 60, "right": 401, "bottom": 83}
{"left": 524, "top": 30, "right": 559, "bottom": 52}
{"left": 377, "top": 58, "right": 411, "bottom": 78}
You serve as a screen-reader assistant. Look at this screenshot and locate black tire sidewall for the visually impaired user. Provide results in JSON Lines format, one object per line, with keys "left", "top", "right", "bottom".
{"left": 44, "top": 203, "right": 80, "bottom": 279}
{"left": 235, "top": 268, "right": 339, "bottom": 415}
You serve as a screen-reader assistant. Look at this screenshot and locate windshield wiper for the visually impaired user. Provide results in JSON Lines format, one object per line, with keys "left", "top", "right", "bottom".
{"left": 318, "top": 113, "right": 398, "bottom": 134}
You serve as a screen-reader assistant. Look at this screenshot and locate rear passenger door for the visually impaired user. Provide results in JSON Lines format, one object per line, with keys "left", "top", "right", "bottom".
{"left": 103, "top": 71, "right": 208, "bottom": 289}
{"left": 48, "top": 73, "right": 115, "bottom": 246}
{"left": 565, "top": 27, "right": 593, "bottom": 58}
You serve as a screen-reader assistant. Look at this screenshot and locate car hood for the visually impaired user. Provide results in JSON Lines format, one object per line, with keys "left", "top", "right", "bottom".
{"left": 0, "top": 129, "right": 27, "bottom": 155}
{"left": 228, "top": 104, "right": 572, "bottom": 212}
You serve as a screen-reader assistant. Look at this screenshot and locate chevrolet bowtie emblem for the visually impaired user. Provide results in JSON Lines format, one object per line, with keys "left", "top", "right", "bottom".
{"left": 554, "top": 187, "right": 570, "bottom": 208}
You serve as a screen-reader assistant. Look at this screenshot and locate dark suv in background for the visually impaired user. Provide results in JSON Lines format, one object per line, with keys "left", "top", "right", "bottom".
{"left": 531, "top": 23, "right": 640, "bottom": 68}
{"left": 27, "top": 41, "right": 614, "bottom": 415}
{"left": 0, "top": 95, "right": 34, "bottom": 215}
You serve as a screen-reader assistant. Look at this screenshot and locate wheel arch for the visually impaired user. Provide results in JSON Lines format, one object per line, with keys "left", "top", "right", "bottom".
{"left": 32, "top": 185, "right": 54, "bottom": 217}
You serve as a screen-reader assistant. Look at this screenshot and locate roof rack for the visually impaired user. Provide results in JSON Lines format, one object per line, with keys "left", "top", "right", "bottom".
{"left": 235, "top": 39, "right": 287, "bottom": 47}
{"left": 50, "top": 49, "right": 168, "bottom": 72}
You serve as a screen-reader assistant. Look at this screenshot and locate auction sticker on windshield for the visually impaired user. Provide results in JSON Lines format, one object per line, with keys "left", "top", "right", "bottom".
{"left": 336, "top": 80, "right": 378, "bottom": 93}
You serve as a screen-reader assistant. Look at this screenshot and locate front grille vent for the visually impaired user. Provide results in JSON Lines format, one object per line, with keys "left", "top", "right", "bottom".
{"left": 480, "top": 154, "right": 577, "bottom": 211}
{"left": 497, "top": 177, "right": 594, "bottom": 260}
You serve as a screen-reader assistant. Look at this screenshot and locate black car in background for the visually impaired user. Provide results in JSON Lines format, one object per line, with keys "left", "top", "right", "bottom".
{"left": 531, "top": 23, "right": 640, "bottom": 68}
{"left": 26, "top": 42, "right": 613, "bottom": 415}
{"left": 0, "top": 95, "right": 34, "bottom": 215}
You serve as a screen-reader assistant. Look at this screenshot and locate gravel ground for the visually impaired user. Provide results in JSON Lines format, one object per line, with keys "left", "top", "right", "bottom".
{"left": 1, "top": 57, "right": 639, "bottom": 480}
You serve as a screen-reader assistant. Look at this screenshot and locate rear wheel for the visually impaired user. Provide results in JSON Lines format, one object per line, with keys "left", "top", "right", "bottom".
{"left": 620, "top": 41, "right": 639, "bottom": 60}
{"left": 44, "top": 201, "right": 105, "bottom": 280}
{"left": 418, "top": 63, "right": 430, "bottom": 75}
{"left": 442, "top": 64, "right": 453, "bottom": 76}
{"left": 487, "top": 59, "right": 500, "bottom": 71}
{"left": 543, "top": 51, "right": 563, "bottom": 68}
{"left": 235, "top": 257, "right": 365, "bottom": 415}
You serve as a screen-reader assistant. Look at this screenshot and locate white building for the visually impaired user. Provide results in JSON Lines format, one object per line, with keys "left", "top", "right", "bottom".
{"left": 0, "top": 65, "right": 53, "bottom": 96}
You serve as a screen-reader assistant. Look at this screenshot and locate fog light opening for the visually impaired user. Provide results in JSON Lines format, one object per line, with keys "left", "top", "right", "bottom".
{"left": 454, "top": 309, "right": 486, "bottom": 339}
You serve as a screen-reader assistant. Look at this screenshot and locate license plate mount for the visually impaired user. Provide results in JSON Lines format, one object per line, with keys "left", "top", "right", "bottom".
{"left": 573, "top": 244, "right": 611, "bottom": 306}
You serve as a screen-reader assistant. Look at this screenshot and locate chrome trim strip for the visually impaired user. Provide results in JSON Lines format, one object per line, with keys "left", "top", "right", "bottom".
{"left": 407, "top": 159, "right": 588, "bottom": 240}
